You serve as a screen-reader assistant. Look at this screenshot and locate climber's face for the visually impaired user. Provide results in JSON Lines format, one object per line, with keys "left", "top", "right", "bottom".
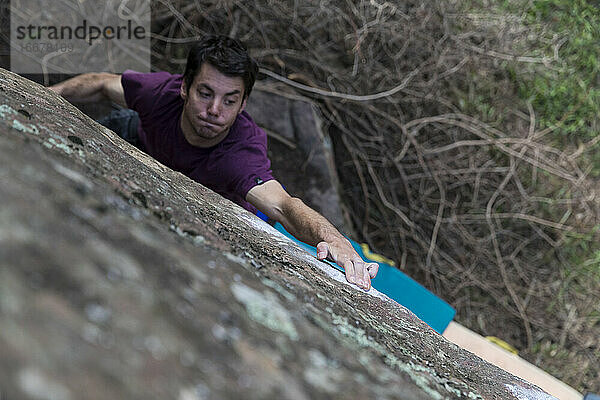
{"left": 180, "top": 62, "right": 247, "bottom": 148}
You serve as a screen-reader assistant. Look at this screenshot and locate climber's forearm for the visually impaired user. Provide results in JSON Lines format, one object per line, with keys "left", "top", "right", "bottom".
{"left": 49, "top": 73, "right": 126, "bottom": 106}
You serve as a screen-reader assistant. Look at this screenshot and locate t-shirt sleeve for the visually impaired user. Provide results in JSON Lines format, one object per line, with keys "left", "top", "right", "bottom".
{"left": 230, "top": 133, "right": 275, "bottom": 198}
{"left": 213, "top": 124, "right": 275, "bottom": 200}
{"left": 121, "top": 70, "right": 174, "bottom": 119}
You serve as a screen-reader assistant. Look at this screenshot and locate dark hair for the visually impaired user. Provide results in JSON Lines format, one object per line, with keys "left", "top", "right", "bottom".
{"left": 182, "top": 35, "right": 258, "bottom": 100}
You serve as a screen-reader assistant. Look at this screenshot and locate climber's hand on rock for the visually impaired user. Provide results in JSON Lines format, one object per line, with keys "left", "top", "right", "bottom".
{"left": 245, "top": 181, "right": 379, "bottom": 289}
{"left": 317, "top": 239, "right": 379, "bottom": 290}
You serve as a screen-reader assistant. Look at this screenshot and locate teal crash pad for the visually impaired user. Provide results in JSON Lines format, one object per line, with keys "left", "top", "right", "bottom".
{"left": 272, "top": 222, "right": 456, "bottom": 334}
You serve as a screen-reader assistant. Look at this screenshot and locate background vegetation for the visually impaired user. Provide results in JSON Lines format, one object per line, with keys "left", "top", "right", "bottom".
{"left": 151, "top": 0, "right": 600, "bottom": 392}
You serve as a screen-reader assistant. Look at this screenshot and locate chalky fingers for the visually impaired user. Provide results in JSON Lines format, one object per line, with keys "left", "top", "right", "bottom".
{"left": 343, "top": 259, "right": 356, "bottom": 285}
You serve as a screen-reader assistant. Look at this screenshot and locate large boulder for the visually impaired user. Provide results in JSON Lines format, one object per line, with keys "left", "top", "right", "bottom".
{"left": 0, "top": 68, "right": 555, "bottom": 399}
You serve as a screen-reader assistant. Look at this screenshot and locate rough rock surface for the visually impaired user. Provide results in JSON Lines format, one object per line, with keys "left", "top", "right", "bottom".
{"left": 0, "top": 68, "right": 555, "bottom": 400}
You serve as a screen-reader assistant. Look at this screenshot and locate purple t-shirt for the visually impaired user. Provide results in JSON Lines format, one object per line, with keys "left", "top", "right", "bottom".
{"left": 121, "top": 70, "right": 274, "bottom": 213}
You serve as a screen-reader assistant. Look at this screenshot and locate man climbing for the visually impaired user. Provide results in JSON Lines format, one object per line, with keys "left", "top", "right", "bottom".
{"left": 49, "top": 34, "right": 378, "bottom": 290}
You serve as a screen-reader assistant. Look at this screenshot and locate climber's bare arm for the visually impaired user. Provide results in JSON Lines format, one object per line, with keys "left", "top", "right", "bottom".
{"left": 247, "top": 180, "right": 379, "bottom": 290}
{"left": 48, "top": 73, "right": 126, "bottom": 107}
